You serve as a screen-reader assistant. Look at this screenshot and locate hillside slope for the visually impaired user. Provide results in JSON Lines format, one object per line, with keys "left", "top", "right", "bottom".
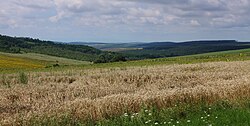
{"left": 0, "top": 34, "right": 125, "bottom": 63}
{"left": 0, "top": 52, "right": 90, "bottom": 71}
{"left": 0, "top": 53, "right": 45, "bottom": 69}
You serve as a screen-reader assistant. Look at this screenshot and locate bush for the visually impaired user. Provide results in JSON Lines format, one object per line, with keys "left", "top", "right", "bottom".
{"left": 94, "top": 53, "right": 126, "bottom": 63}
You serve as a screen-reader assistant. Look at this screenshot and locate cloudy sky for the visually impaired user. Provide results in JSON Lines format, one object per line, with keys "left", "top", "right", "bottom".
{"left": 0, "top": 0, "right": 250, "bottom": 42}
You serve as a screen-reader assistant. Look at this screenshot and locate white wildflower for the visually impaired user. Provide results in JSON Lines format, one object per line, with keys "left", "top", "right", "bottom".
{"left": 124, "top": 113, "right": 128, "bottom": 117}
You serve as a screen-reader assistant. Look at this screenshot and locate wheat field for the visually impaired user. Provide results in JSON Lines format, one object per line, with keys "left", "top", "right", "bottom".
{"left": 1, "top": 60, "right": 250, "bottom": 125}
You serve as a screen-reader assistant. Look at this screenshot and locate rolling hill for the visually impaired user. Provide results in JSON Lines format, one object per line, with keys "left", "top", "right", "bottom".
{"left": 121, "top": 40, "right": 250, "bottom": 60}
{"left": 0, "top": 34, "right": 125, "bottom": 63}
{"left": 71, "top": 40, "right": 250, "bottom": 60}
{"left": 69, "top": 42, "right": 142, "bottom": 50}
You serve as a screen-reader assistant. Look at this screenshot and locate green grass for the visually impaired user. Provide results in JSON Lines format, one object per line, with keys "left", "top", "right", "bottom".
{"left": 23, "top": 100, "right": 250, "bottom": 126}
{"left": 97, "top": 101, "right": 250, "bottom": 126}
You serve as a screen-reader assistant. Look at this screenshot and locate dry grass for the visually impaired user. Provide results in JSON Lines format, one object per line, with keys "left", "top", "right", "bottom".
{"left": 1, "top": 61, "right": 250, "bottom": 125}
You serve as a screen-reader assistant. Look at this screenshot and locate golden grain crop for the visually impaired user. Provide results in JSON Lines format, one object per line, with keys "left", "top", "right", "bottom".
{"left": 0, "top": 61, "right": 250, "bottom": 125}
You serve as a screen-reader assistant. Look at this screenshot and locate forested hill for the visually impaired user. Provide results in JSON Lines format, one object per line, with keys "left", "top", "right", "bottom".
{"left": 121, "top": 40, "right": 250, "bottom": 60}
{"left": 0, "top": 34, "right": 125, "bottom": 63}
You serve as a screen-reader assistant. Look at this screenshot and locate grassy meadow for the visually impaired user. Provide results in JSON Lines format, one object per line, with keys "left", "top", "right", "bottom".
{"left": 1, "top": 49, "right": 250, "bottom": 125}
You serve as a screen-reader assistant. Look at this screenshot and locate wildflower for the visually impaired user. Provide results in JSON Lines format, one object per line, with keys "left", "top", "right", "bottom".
{"left": 132, "top": 113, "right": 138, "bottom": 116}
{"left": 208, "top": 124, "right": 212, "bottom": 126}
{"left": 131, "top": 115, "right": 134, "bottom": 118}
{"left": 209, "top": 108, "right": 211, "bottom": 110}
{"left": 155, "top": 122, "right": 159, "bottom": 125}
{"left": 145, "top": 110, "right": 149, "bottom": 112}
{"left": 207, "top": 114, "right": 210, "bottom": 117}
{"left": 201, "top": 117, "right": 204, "bottom": 119}
{"left": 215, "top": 116, "right": 218, "bottom": 119}
{"left": 187, "top": 120, "right": 191, "bottom": 123}
{"left": 124, "top": 113, "right": 128, "bottom": 117}
{"left": 145, "top": 121, "right": 149, "bottom": 124}
{"left": 164, "top": 122, "right": 167, "bottom": 124}
{"left": 176, "top": 121, "right": 179, "bottom": 124}
{"left": 168, "top": 122, "right": 171, "bottom": 124}
{"left": 148, "top": 113, "right": 152, "bottom": 116}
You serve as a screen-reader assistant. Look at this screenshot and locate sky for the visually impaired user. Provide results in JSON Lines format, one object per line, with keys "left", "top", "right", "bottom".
{"left": 0, "top": 0, "right": 250, "bottom": 42}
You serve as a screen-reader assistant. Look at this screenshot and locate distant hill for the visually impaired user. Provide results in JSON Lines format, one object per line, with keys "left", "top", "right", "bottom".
{"left": 3, "top": 34, "right": 250, "bottom": 62}
{"left": 121, "top": 40, "right": 250, "bottom": 60}
{"left": 70, "top": 40, "right": 250, "bottom": 60}
{"left": 0, "top": 34, "right": 126, "bottom": 63}
{"left": 135, "top": 40, "right": 249, "bottom": 49}
{"left": 69, "top": 42, "right": 144, "bottom": 50}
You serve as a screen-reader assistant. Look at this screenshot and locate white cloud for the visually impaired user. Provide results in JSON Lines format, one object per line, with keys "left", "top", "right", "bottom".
{"left": 48, "top": 0, "right": 250, "bottom": 28}
{"left": 1, "top": 0, "right": 250, "bottom": 42}
{"left": 190, "top": 20, "right": 201, "bottom": 26}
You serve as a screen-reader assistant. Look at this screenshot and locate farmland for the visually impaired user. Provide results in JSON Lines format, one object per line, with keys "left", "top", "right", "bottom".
{"left": 2, "top": 0, "right": 250, "bottom": 125}
{"left": 0, "top": 52, "right": 90, "bottom": 73}
{"left": 0, "top": 53, "right": 45, "bottom": 69}
{"left": 1, "top": 60, "right": 250, "bottom": 125}
{"left": 1, "top": 46, "right": 250, "bottom": 73}
{"left": 1, "top": 48, "right": 250, "bottom": 125}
